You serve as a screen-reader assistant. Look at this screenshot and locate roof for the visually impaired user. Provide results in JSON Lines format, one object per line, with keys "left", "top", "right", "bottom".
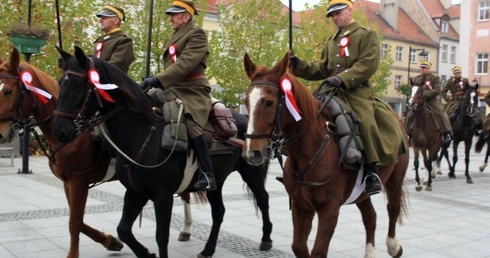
{"left": 419, "top": 0, "right": 459, "bottom": 40}
{"left": 355, "top": 0, "right": 437, "bottom": 47}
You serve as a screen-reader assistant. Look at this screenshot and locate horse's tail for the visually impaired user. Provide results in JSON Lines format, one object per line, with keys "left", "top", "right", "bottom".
{"left": 398, "top": 184, "right": 410, "bottom": 224}
{"left": 475, "top": 133, "right": 486, "bottom": 153}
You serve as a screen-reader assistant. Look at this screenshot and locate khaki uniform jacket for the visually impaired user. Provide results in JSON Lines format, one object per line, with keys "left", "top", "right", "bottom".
{"left": 155, "top": 21, "right": 212, "bottom": 128}
{"left": 441, "top": 77, "right": 470, "bottom": 113}
{"left": 293, "top": 21, "right": 407, "bottom": 166}
{"left": 93, "top": 30, "right": 135, "bottom": 73}
{"left": 412, "top": 72, "right": 451, "bottom": 133}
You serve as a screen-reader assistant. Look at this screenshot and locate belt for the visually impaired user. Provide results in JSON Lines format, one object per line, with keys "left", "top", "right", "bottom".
{"left": 452, "top": 91, "right": 464, "bottom": 97}
{"left": 181, "top": 73, "right": 205, "bottom": 82}
{"left": 329, "top": 68, "right": 346, "bottom": 76}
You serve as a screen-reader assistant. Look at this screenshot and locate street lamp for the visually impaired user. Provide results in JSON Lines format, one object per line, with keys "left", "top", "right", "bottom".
{"left": 404, "top": 46, "right": 429, "bottom": 121}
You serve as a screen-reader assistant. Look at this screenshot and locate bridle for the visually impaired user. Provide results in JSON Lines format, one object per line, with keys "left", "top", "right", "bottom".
{"left": 244, "top": 79, "right": 332, "bottom": 186}
{"left": 53, "top": 58, "right": 121, "bottom": 135}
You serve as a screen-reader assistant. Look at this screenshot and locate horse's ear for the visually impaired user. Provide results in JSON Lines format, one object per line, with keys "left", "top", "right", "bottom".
{"left": 74, "top": 46, "right": 90, "bottom": 69}
{"left": 56, "top": 45, "right": 72, "bottom": 62}
{"left": 243, "top": 53, "right": 256, "bottom": 79}
{"left": 271, "top": 53, "right": 289, "bottom": 77}
{"left": 9, "top": 47, "right": 21, "bottom": 75}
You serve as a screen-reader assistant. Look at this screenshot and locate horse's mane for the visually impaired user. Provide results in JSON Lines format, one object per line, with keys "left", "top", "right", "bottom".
{"left": 20, "top": 62, "right": 60, "bottom": 99}
{"left": 287, "top": 73, "right": 322, "bottom": 129}
{"left": 91, "top": 58, "right": 155, "bottom": 124}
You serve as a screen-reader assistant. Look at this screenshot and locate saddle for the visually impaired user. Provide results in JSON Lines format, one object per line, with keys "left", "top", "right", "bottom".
{"left": 146, "top": 88, "right": 243, "bottom": 152}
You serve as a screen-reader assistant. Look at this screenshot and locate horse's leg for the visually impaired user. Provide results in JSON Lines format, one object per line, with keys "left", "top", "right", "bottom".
{"left": 238, "top": 162, "right": 273, "bottom": 251}
{"left": 154, "top": 190, "right": 174, "bottom": 258}
{"left": 465, "top": 138, "right": 473, "bottom": 184}
{"left": 198, "top": 185, "right": 225, "bottom": 258}
{"left": 449, "top": 141, "right": 459, "bottom": 178}
{"left": 414, "top": 150, "right": 422, "bottom": 191}
{"left": 422, "top": 151, "right": 433, "bottom": 191}
{"left": 479, "top": 142, "right": 490, "bottom": 172}
{"left": 291, "top": 200, "right": 314, "bottom": 257}
{"left": 117, "top": 190, "right": 154, "bottom": 258}
{"left": 356, "top": 199, "right": 377, "bottom": 258}
{"left": 179, "top": 194, "right": 192, "bottom": 241}
{"left": 384, "top": 167, "right": 406, "bottom": 258}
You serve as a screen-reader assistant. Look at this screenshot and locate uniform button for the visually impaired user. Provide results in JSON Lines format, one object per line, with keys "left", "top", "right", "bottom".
{"left": 336, "top": 54, "right": 339, "bottom": 57}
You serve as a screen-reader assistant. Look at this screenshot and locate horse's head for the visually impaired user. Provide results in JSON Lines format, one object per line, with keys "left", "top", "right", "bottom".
{"left": 463, "top": 83, "right": 479, "bottom": 117}
{"left": 0, "top": 47, "right": 58, "bottom": 143}
{"left": 242, "top": 53, "right": 320, "bottom": 165}
{"left": 53, "top": 46, "right": 150, "bottom": 144}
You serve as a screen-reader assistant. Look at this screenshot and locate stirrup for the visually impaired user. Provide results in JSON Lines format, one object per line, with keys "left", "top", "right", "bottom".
{"left": 194, "top": 173, "right": 216, "bottom": 191}
{"left": 363, "top": 173, "right": 382, "bottom": 196}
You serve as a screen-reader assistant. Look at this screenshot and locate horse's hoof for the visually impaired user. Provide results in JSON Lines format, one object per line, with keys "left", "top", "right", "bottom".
{"left": 479, "top": 166, "right": 485, "bottom": 172}
{"left": 392, "top": 245, "right": 403, "bottom": 258}
{"left": 467, "top": 178, "right": 473, "bottom": 184}
{"left": 448, "top": 173, "right": 456, "bottom": 178}
{"left": 178, "top": 232, "right": 191, "bottom": 241}
{"left": 425, "top": 186, "right": 432, "bottom": 191}
{"left": 197, "top": 252, "right": 212, "bottom": 258}
{"left": 106, "top": 236, "right": 124, "bottom": 251}
{"left": 259, "top": 241, "right": 273, "bottom": 251}
{"left": 415, "top": 185, "right": 422, "bottom": 192}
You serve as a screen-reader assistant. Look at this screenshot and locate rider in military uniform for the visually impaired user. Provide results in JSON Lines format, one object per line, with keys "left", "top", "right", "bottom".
{"left": 442, "top": 66, "right": 471, "bottom": 122}
{"left": 289, "top": 0, "right": 408, "bottom": 195}
{"left": 408, "top": 61, "right": 452, "bottom": 143}
{"left": 94, "top": 4, "right": 135, "bottom": 73}
{"left": 142, "top": 0, "right": 216, "bottom": 191}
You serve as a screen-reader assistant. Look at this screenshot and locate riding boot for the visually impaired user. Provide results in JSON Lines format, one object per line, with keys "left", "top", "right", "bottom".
{"left": 192, "top": 135, "right": 217, "bottom": 191}
{"left": 363, "top": 162, "right": 382, "bottom": 195}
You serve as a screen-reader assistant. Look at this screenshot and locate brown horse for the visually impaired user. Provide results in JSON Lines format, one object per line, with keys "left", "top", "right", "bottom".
{"left": 407, "top": 88, "right": 443, "bottom": 191}
{"left": 0, "top": 48, "right": 122, "bottom": 258}
{"left": 242, "top": 53, "right": 409, "bottom": 258}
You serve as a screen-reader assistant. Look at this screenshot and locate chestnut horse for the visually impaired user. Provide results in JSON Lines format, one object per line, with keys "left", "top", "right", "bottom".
{"left": 0, "top": 48, "right": 122, "bottom": 258}
{"left": 242, "top": 53, "right": 409, "bottom": 258}
{"left": 407, "top": 87, "right": 443, "bottom": 191}
{"left": 439, "top": 84, "right": 479, "bottom": 183}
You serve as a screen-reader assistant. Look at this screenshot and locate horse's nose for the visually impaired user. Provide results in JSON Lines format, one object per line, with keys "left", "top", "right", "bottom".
{"left": 244, "top": 150, "right": 264, "bottom": 166}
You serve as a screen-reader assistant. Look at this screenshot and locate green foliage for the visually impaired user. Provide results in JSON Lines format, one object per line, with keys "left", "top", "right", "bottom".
{"left": 208, "top": 0, "right": 289, "bottom": 106}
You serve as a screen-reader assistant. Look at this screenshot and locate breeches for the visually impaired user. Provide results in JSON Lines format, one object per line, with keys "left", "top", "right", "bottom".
{"left": 184, "top": 115, "right": 203, "bottom": 139}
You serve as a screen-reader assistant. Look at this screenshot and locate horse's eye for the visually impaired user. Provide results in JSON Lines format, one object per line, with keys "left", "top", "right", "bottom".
{"left": 265, "top": 100, "right": 274, "bottom": 107}
{"left": 4, "top": 89, "right": 12, "bottom": 96}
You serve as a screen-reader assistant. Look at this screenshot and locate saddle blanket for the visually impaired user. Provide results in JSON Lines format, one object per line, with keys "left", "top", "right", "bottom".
{"left": 343, "top": 166, "right": 365, "bottom": 205}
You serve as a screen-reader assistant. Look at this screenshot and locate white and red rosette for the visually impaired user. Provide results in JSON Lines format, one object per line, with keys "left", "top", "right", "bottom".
{"left": 168, "top": 44, "right": 177, "bottom": 63}
{"left": 458, "top": 81, "right": 464, "bottom": 90}
{"left": 339, "top": 37, "right": 350, "bottom": 57}
{"left": 279, "top": 76, "right": 302, "bottom": 122}
{"left": 20, "top": 71, "right": 52, "bottom": 104}
{"left": 425, "top": 80, "right": 432, "bottom": 90}
{"left": 95, "top": 42, "right": 104, "bottom": 58}
{"left": 88, "top": 69, "right": 118, "bottom": 103}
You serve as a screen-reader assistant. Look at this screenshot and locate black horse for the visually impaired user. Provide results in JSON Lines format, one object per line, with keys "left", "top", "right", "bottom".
{"left": 439, "top": 84, "right": 480, "bottom": 183}
{"left": 53, "top": 46, "right": 272, "bottom": 258}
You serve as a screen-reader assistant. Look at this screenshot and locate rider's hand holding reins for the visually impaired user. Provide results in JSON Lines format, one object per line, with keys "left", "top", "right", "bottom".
{"left": 326, "top": 76, "right": 345, "bottom": 89}
{"left": 141, "top": 76, "right": 161, "bottom": 91}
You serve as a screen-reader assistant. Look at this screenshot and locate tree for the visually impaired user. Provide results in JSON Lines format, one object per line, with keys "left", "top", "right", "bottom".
{"left": 207, "top": 0, "right": 289, "bottom": 106}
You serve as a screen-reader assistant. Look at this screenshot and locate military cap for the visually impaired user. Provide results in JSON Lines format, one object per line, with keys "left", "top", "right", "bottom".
{"left": 326, "top": 0, "right": 353, "bottom": 17}
{"left": 452, "top": 66, "right": 462, "bottom": 74}
{"left": 420, "top": 61, "right": 432, "bottom": 68}
{"left": 96, "top": 4, "right": 125, "bottom": 22}
{"left": 166, "top": 0, "right": 198, "bottom": 16}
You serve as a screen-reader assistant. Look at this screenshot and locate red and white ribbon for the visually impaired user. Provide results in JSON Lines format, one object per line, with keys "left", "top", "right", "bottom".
{"left": 88, "top": 69, "right": 118, "bottom": 103}
{"left": 458, "top": 81, "right": 463, "bottom": 90}
{"left": 20, "top": 71, "right": 52, "bottom": 104}
{"left": 280, "top": 76, "right": 302, "bottom": 122}
{"left": 425, "top": 80, "right": 432, "bottom": 90}
{"left": 340, "top": 37, "right": 350, "bottom": 57}
{"left": 169, "top": 44, "right": 177, "bottom": 63}
{"left": 95, "top": 42, "right": 104, "bottom": 58}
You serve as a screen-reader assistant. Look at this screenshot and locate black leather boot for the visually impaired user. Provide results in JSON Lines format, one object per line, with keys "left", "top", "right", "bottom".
{"left": 192, "top": 135, "right": 217, "bottom": 191}
{"left": 364, "top": 162, "right": 382, "bottom": 195}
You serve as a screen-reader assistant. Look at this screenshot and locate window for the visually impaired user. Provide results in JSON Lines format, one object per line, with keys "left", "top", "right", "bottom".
{"left": 394, "top": 75, "right": 402, "bottom": 89}
{"left": 381, "top": 43, "right": 389, "bottom": 58}
{"left": 441, "top": 20, "right": 449, "bottom": 33}
{"left": 476, "top": 53, "right": 489, "bottom": 74}
{"left": 450, "top": 46, "right": 456, "bottom": 64}
{"left": 410, "top": 49, "right": 416, "bottom": 63}
{"left": 422, "top": 51, "right": 430, "bottom": 61}
{"left": 441, "top": 45, "right": 448, "bottom": 63}
{"left": 396, "top": 46, "right": 403, "bottom": 61}
{"left": 478, "top": 1, "right": 490, "bottom": 21}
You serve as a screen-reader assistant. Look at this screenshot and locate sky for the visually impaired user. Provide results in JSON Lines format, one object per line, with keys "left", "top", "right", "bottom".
{"left": 280, "top": 0, "right": 462, "bottom": 11}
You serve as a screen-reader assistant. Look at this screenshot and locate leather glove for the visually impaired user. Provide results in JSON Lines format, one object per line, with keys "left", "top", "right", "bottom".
{"left": 288, "top": 49, "right": 299, "bottom": 70}
{"left": 326, "top": 76, "right": 345, "bottom": 88}
{"left": 141, "top": 76, "right": 161, "bottom": 91}
{"left": 57, "top": 57, "right": 64, "bottom": 69}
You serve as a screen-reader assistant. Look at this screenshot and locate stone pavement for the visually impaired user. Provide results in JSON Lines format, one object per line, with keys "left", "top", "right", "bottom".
{"left": 1, "top": 144, "right": 490, "bottom": 258}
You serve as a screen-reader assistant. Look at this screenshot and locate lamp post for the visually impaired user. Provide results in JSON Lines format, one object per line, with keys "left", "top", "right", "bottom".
{"left": 405, "top": 46, "right": 428, "bottom": 121}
